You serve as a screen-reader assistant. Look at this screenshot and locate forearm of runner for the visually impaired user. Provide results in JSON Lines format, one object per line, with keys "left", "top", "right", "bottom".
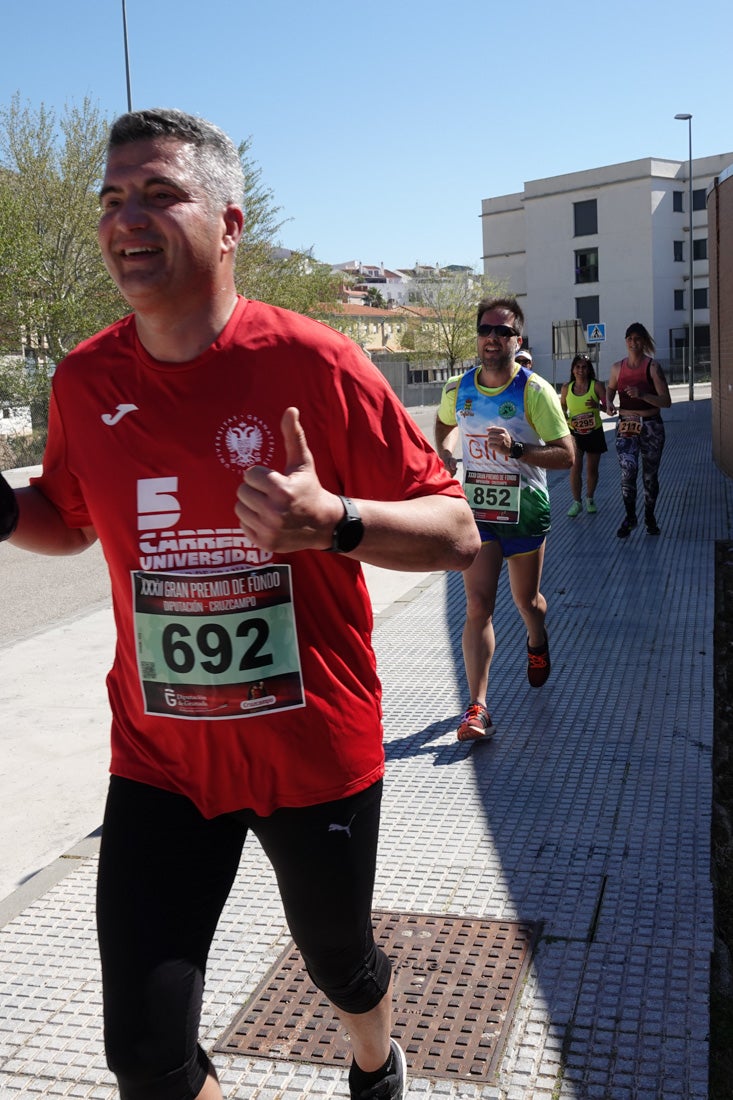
{"left": 519, "top": 437, "right": 575, "bottom": 470}
{"left": 347, "top": 493, "right": 480, "bottom": 573}
{"left": 641, "top": 389, "right": 672, "bottom": 410}
{"left": 9, "top": 485, "right": 97, "bottom": 555}
{"left": 434, "top": 417, "right": 459, "bottom": 473}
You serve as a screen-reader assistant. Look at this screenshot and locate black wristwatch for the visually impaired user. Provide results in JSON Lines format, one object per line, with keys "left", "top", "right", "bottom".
{"left": 509, "top": 438, "right": 525, "bottom": 460}
{"left": 327, "top": 495, "right": 364, "bottom": 553}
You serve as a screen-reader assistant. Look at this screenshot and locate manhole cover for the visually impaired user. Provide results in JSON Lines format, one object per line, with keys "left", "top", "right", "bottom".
{"left": 215, "top": 910, "right": 538, "bottom": 1082}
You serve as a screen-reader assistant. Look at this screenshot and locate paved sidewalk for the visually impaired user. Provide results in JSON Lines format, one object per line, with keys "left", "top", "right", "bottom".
{"left": 0, "top": 394, "right": 729, "bottom": 1098}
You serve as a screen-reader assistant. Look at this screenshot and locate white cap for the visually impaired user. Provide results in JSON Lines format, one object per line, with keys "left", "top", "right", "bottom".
{"left": 516, "top": 349, "right": 532, "bottom": 364}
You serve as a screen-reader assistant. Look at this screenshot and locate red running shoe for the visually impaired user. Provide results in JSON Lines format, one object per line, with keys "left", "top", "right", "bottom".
{"left": 527, "top": 633, "right": 551, "bottom": 687}
{"left": 457, "top": 703, "right": 496, "bottom": 741}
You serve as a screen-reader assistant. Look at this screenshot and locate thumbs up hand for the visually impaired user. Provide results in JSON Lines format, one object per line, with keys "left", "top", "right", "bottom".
{"left": 235, "top": 407, "right": 343, "bottom": 552}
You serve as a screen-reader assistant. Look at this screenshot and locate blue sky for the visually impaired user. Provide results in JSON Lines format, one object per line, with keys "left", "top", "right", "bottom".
{"left": 2, "top": 0, "right": 731, "bottom": 271}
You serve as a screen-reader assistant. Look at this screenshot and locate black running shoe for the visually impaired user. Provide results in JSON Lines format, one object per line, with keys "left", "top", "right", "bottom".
{"left": 616, "top": 515, "right": 637, "bottom": 538}
{"left": 350, "top": 1040, "right": 407, "bottom": 1100}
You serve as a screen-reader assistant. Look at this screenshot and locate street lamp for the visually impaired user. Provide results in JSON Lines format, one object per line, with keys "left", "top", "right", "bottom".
{"left": 675, "top": 113, "right": 694, "bottom": 400}
{"left": 121, "top": 0, "right": 133, "bottom": 111}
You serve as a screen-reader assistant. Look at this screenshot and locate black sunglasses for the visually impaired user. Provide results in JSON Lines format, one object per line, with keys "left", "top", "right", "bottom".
{"left": 477, "top": 323, "right": 518, "bottom": 338}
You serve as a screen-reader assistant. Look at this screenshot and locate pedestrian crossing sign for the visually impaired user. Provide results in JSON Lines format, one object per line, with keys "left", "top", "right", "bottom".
{"left": 586, "top": 323, "right": 606, "bottom": 343}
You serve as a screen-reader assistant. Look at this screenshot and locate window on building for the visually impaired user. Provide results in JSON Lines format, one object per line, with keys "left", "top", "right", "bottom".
{"left": 673, "top": 191, "right": 684, "bottom": 212}
{"left": 574, "top": 248, "right": 598, "bottom": 283}
{"left": 693, "top": 286, "right": 708, "bottom": 309}
{"left": 692, "top": 238, "right": 707, "bottom": 261}
{"left": 669, "top": 328, "right": 687, "bottom": 365}
{"left": 673, "top": 240, "right": 684, "bottom": 262}
{"left": 674, "top": 289, "right": 685, "bottom": 311}
{"left": 575, "top": 296, "right": 599, "bottom": 329}
{"left": 573, "top": 199, "right": 597, "bottom": 237}
{"left": 692, "top": 188, "right": 706, "bottom": 211}
{"left": 696, "top": 324, "right": 710, "bottom": 360}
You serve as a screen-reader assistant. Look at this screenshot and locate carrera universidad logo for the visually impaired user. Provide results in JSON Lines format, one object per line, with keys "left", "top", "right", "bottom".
{"left": 499, "top": 401, "right": 517, "bottom": 420}
{"left": 215, "top": 414, "right": 275, "bottom": 474}
{"left": 135, "top": 476, "right": 272, "bottom": 569}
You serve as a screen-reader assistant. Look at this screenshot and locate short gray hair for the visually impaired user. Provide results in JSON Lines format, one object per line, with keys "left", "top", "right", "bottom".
{"left": 107, "top": 108, "right": 244, "bottom": 209}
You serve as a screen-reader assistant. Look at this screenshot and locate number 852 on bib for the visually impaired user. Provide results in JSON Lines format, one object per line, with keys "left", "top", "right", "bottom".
{"left": 463, "top": 469, "right": 521, "bottom": 524}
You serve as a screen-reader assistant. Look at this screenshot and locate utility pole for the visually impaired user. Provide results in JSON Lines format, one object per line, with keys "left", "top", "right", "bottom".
{"left": 122, "top": 0, "right": 133, "bottom": 111}
{"left": 675, "top": 113, "right": 694, "bottom": 400}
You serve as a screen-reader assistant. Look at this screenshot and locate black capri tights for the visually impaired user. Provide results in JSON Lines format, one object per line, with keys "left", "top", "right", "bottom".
{"left": 96, "top": 776, "right": 391, "bottom": 1100}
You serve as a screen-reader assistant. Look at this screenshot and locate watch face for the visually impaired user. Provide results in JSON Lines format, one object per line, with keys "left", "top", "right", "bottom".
{"left": 336, "top": 518, "right": 364, "bottom": 553}
{"left": 332, "top": 497, "right": 364, "bottom": 553}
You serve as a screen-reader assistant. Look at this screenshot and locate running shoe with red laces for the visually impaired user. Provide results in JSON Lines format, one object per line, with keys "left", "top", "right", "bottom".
{"left": 527, "top": 633, "right": 551, "bottom": 687}
{"left": 456, "top": 703, "right": 496, "bottom": 741}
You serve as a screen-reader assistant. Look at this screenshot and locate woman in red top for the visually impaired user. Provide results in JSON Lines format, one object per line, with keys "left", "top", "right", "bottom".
{"left": 606, "top": 323, "right": 671, "bottom": 538}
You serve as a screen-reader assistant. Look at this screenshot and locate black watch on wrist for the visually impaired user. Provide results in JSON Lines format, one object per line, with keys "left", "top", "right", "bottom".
{"left": 327, "top": 495, "right": 364, "bottom": 553}
{"left": 509, "top": 438, "right": 525, "bottom": 460}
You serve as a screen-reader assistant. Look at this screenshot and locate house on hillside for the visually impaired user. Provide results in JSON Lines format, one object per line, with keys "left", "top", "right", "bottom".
{"left": 319, "top": 303, "right": 417, "bottom": 352}
{"left": 318, "top": 302, "right": 452, "bottom": 407}
{"left": 331, "top": 261, "right": 412, "bottom": 305}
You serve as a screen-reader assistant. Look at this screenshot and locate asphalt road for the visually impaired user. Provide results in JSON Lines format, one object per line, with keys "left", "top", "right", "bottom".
{"left": 1, "top": 536, "right": 110, "bottom": 646}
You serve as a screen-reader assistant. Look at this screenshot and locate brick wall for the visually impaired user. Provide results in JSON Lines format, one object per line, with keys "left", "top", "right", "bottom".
{"left": 709, "top": 171, "right": 733, "bottom": 479}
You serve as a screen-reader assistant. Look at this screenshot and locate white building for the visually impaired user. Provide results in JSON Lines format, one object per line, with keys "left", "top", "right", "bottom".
{"left": 0, "top": 405, "right": 32, "bottom": 438}
{"left": 331, "top": 261, "right": 412, "bottom": 305}
{"left": 481, "top": 152, "right": 733, "bottom": 384}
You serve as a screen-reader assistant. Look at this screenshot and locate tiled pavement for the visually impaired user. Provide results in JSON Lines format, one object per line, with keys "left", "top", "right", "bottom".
{"left": 1, "top": 394, "right": 730, "bottom": 1098}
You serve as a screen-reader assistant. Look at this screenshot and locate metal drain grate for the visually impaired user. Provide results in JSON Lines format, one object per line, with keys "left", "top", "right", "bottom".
{"left": 215, "top": 910, "right": 538, "bottom": 1082}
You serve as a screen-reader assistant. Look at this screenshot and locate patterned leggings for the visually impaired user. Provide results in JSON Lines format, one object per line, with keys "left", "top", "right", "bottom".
{"left": 615, "top": 416, "right": 666, "bottom": 515}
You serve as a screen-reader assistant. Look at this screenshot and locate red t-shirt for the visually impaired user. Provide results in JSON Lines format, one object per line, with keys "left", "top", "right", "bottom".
{"left": 33, "top": 298, "right": 462, "bottom": 817}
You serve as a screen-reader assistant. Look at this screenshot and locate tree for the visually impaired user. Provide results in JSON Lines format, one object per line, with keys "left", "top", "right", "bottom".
{"left": 0, "top": 95, "right": 126, "bottom": 366}
{"left": 365, "top": 287, "right": 387, "bottom": 309}
{"left": 242, "top": 247, "right": 342, "bottom": 317}
{"left": 233, "top": 138, "right": 341, "bottom": 315}
{"left": 402, "top": 270, "right": 507, "bottom": 371}
{"left": 0, "top": 103, "right": 342, "bottom": 450}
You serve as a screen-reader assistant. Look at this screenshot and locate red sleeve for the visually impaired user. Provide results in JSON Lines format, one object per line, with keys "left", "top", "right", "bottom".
{"left": 30, "top": 386, "right": 93, "bottom": 528}
{"left": 321, "top": 342, "right": 463, "bottom": 503}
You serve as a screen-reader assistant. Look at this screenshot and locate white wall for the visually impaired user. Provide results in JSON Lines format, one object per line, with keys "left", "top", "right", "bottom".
{"left": 482, "top": 153, "right": 733, "bottom": 384}
{"left": 0, "top": 407, "right": 32, "bottom": 437}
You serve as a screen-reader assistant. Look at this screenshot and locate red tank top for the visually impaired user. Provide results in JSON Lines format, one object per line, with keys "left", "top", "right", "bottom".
{"left": 617, "top": 357, "right": 655, "bottom": 411}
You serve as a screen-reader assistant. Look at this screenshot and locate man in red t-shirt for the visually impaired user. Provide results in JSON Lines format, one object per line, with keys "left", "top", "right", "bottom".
{"left": 1, "top": 109, "right": 479, "bottom": 1100}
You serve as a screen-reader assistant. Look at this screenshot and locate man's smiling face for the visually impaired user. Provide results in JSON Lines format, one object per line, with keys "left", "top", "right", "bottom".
{"left": 477, "top": 307, "right": 521, "bottom": 379}
{"left": 98, "top": 136, "right": 233, "bottom": 314}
